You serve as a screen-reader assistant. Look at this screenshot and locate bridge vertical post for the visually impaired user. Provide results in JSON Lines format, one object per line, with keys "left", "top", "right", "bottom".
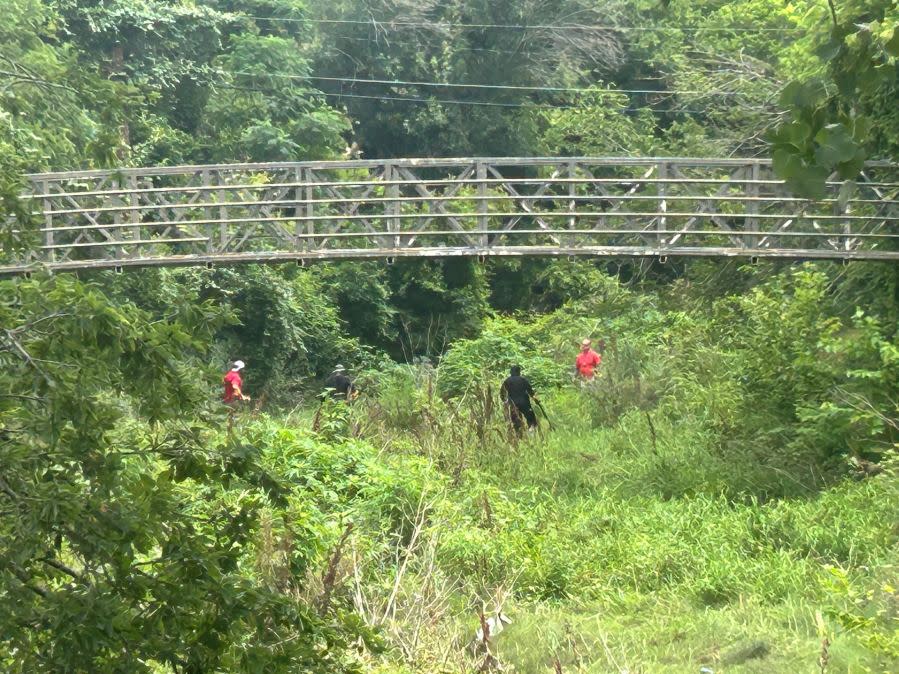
{"left": 746, "top": 163, "right": 760, "bottom": 250}
{"left": 216, "top": 170, "right": 228, "bottom": 254}
{"left": 568, "top": 159, "right": 577, "bottom": 232}
{"left": 386, "top": 163, "right": 400, "bottom": 249}
{"left": 39, "top": 180, "right": 55, "bottom": 265}
{"left": 477, "top": 162, "right": 489, "bottom": 248}
{"left": 110, "top": 175, "right": 123, "bottom": 261}
{"left": 836, "top": 176, "right": 851, "bottom": 252}
{"left": 201, "top": 170, "right": 214, "bottom": 254}
{"left": 304, "top": 168, "right": 315, "bottom": 251}
{"left": 292, "top": 167, "right": 302, "bottom": 251}
{"left": 128, "top": 174, "right": 141, "bottom": 252}
{"left": 657, "top": 161, "right": 668, "bottom": 250}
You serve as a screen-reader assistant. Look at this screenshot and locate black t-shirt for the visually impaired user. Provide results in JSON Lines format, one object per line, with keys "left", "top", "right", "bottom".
{"left": 324, "top": 372, "right": 353, "bottom": 399}
{"left": 501, "top": 375, "right": 534, "bottom": 407}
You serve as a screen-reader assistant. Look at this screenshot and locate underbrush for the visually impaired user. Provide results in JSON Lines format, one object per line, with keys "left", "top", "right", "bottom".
{"left": 224, "top": 267, "right": 899, "bottom": 672}
{"left": 232, "top": 387, "right": 897, "bottom": 673}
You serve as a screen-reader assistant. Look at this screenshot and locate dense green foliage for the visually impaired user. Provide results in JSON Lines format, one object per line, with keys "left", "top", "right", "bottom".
{"left": 770, "top": 1, "right": 898, "bottom": 196}
{"left": 0, "top": 277, "right": 373, "bottom": 672}
{"left": 3, "top": 1, "right": 895, "bottom": 192}
{"left": 1, "top": 1, "right": 897, "bottom": 672}
{"left": 2, "top": 270, "right": 898, "bottom": 672}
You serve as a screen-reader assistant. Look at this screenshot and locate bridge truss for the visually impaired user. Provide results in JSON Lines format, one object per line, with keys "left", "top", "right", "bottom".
{"left": 2, "top": 157, "right": 898, "bottom": 275}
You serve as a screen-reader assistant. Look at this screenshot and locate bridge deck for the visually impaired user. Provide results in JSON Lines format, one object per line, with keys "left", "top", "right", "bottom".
{"left": 3, "top": 157, "right": 897, "bottom": 275}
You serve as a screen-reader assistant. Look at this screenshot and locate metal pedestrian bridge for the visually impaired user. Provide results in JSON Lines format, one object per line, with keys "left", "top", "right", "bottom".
{"left": 2, "top": 157, "right": 897, "bottom": 275}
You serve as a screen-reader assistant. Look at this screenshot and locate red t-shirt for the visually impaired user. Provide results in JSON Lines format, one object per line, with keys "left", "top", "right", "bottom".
{"left": 223, "top": 370, "right": 243, "bottom": 402}
{"left": 575, "top": 349, "right": 601, "bottom": 378}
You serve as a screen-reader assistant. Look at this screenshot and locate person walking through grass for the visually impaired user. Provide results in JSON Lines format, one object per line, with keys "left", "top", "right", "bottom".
{"left": 500, "top": 365, "right": 539, "bottom": 435}
{"left": 575, "top": 338, "right": 602, "bottom": 381}
{"left": 223, "top": 360, "right": 250, "bottom": 405}
{"left": 323, "top": 364, "right": 355, "bottom": 401}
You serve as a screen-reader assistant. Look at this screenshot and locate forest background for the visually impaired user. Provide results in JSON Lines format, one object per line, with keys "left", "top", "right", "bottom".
{"left": 1, "top": 1, "right": 898, "bottom": 672}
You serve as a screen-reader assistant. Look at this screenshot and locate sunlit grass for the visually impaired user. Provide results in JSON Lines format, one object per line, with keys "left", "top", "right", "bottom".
{"left": 248, "top": 380, "right": 898, "bottom": 672}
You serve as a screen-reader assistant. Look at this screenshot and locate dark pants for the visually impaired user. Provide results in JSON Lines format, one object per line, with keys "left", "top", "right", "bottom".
{"left": 508, "top": 399, "right": 538, "bottom": 433}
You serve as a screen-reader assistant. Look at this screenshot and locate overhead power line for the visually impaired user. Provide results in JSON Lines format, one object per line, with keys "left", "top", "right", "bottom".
{"left": 327, "top": 32, "right": 561, "bottom": 56}
{"left": 309, "top": 74, "right": 693, "bottom": 95}
{"left": 229, "top": 71, "right": 757, "bottom": 98}
{"left": 242, "top": 15, "right": 803, "bottom": 33}
{"left": 318, "top": 90, "right": 712, "bottom": 113}
{"left": 322, "top": 91, "right": 580, "bottom": 108}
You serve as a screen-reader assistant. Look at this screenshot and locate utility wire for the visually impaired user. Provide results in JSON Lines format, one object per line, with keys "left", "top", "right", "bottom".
{"left": 326, "top": 32, "right": 564, "bottom": 56}
{"left": 216, "top": 77, "right": 716, "bottom": 111}
{"left": 318, "top": 90, "right": 713, "bottom": 113}
{"left": 242, "top": 15, "right": 803, "bottom": 33}
{"left": 229, "top": 71, "right": 757, "bottom": 98}
{"left": 309, "top": 74, "right": 697, "bottom": 95}
{"left": 321, "top": 91, "right": 583, "bottom": 108}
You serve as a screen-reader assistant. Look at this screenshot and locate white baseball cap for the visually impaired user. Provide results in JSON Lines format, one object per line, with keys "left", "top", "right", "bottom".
{"left": 232, "top": 360, "right": 245, "bottom": 371}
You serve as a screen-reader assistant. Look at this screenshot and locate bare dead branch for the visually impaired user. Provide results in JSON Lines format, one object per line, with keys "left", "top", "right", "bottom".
{"left": 315, "top": 522, "right": 355, "bottom": 615}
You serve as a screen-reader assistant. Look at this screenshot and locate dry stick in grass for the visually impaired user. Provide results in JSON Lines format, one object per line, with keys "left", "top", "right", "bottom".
{"left": 553, "top": 657, "right": 563, "bottom": 674}
{"left": 478, "top": 609, "right": 490, "bottom": 648}
{"left": 476, "top": 613, "right": 502, "bottom": 674}
{"left": 311, "top": 400, "right": 323, "bottom": 432}
{"left": 595, "top": 621, "right": 623, "bottom": 672}
{"left": 818, "top": 636, "right": 830, "bottom": 674}
{"left": 482, "top": 491, "right": 493, "bottom": 528}
{"left": 564, "top": 621, "right": 583, "bottom": 668}
{"left": 316, "top": 522, "right": 354, "bottom": 615}
{"left": 644, "top": 410, "right": 658, "bottom": 454}
{"left": 451, "top": 450, "right": 467, "bottom": 487}
{"left": 381, "top": 493, "right": 433, "bottom": 624}
{"left": 350, "top": 544, "right": 370, "bottom": 623}
{"left": 474, "top": 609, "right": 493, "bottom": 671}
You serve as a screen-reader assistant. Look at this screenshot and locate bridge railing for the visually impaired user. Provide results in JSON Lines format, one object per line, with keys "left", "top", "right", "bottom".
{"left": 3, "top": 157, "right": 898, "bottom": 273}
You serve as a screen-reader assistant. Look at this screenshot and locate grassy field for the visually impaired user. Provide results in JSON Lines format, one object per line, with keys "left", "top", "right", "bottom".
{"left": 464, "top": 420, "right": 898, "bottom": 674}
{"left": 248, "top": 383, "right": 898, "bottom": 674}
{"left": 234, "top": 269, "right": 899, "bottom": 672}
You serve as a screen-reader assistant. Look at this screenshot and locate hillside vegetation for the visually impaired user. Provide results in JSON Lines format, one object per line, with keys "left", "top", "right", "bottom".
{"left": 3, "top": 262, "right": 897, "bottom": 672}
{"left": 1, "top": 1, "right": 898, "bottom": 672}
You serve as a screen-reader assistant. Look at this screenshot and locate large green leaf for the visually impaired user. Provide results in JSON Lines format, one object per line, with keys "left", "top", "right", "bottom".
{"left": 814, "top": 123, "right": 860, "bottom": 166}
{"left": 886, "top": 27, "right": 899, "bottom": 57}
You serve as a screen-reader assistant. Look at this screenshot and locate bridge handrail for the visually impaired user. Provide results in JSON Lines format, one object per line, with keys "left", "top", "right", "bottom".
{"left": 3, "top": 157, "right": 896, "bottom": 274}
{"left": 23, "top": 156, "right": 898, "bottom": 182}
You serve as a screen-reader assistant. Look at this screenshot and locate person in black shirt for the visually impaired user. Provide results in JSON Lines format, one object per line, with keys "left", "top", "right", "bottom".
{"left": 323, "top": 364, "right": 355, "bottom": 401}
{"left": 500, "top": 365, "right": 539, "bottom": 434}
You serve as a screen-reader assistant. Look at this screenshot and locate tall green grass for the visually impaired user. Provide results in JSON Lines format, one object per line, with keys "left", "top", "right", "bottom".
{"left": 236, "top": 267, "right": 899, "bottom": 672}
{"left": 239, "top": 383, "right": 897, "bottom": 672}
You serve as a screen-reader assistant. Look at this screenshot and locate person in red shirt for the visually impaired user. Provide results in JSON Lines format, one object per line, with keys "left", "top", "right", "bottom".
{"left": 575, "top": 339, "right": 602, "bottom": 380}
{"left": 223, "top": 360, "right": 250, "bottom": 404}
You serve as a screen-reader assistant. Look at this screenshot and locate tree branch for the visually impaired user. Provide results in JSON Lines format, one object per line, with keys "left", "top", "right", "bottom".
{"left": 826, "top": 0, "right": 839, "bottom": 28}
{"left": 0, "top": 55, "right": 78, "bottom": 92}
{"left": 1, "top": 330, "right": 51, "bottom": 384}
{"left": 8, "top": 312, "right": 73, "bottom": 337}
{"left": 0, "top": 473, "right": 20, "bottom": 501}
{"left": 41, "top": 556, "right": 85, "bottom": 582}
{"left": 10, "top": 566, "right": 49, "bottom": 598}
